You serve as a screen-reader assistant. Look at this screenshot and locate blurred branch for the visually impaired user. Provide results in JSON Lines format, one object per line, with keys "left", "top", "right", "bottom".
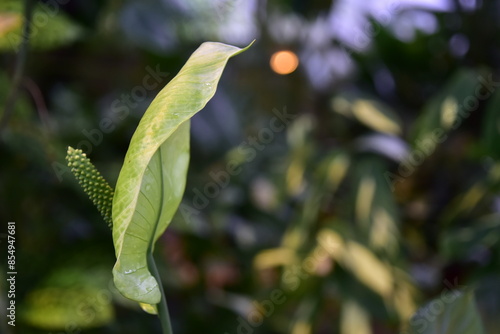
{"left": 23, "top": 78, "right": 51, "bottom": 132}
{"left": 0, "top": 0, "right": 36, "bottom": 133}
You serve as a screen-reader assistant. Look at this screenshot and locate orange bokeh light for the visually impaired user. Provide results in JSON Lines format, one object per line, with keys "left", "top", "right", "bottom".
{"left": 270, "top": 50, "right": 299, "bottom": 75}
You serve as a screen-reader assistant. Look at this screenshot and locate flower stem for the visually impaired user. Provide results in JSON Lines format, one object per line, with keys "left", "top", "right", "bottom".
{"left": 147, "top": 252, "right": 173, "bottom": 334}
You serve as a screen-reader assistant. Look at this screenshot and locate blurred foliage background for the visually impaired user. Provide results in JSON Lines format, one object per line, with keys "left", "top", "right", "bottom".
{"left": 1, "top": 0, "right": 500, "bottom": 333}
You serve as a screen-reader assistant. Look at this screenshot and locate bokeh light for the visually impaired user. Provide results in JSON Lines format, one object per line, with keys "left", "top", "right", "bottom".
{"left": 270, "top": 50, "right": 299, "bottom": 75}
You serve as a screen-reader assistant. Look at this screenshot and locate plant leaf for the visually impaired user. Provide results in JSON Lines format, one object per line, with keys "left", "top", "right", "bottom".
{"left": 22, "top": 266, "right": 114, "bottom": 330}
{"left": 112, "top": 41, "right": 252, "bottom": 305}
{"left": 410, "top": 69, "right": 479, "bottom": 145}
{"left": 331, "top": 92, "right": 403, "bottom": 135}
{"left": 441, "top": 214, "right": 500, "bottom": 260}
{"left": 66, "top": 146, "right": 114, "bottom": 227}
{"left": 0, "top": 0, "right": 83, "bottom": 51}
{"left": 348, "top": 156, "right": 400, "bottom": 257}
{"left": 113, "top": 121, "right": 190, "bottom": 305}
{"left": 341, "top": 299, "right": 371, "bottom": 334}
{"left": 481, "top": 88, "right": 500, "bottom": 159}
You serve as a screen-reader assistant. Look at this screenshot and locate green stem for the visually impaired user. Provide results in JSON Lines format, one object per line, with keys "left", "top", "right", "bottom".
{"left": 147, "top": 252, "right": 173, "bottom": 334}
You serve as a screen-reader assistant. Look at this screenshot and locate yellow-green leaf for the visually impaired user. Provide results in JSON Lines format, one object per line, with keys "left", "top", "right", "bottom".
{"left": 112, "top": 41, "right": 252, "bottom": 305}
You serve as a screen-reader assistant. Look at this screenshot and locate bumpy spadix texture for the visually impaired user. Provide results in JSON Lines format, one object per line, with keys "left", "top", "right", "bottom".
{"left": 112, "top": 41, "right": 253, "bottom": 305}
{"left": 66, "top": 146, "right": 114, "bottom": 226}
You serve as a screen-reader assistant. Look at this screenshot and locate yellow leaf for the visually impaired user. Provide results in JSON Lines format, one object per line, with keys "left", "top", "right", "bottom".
{"left": 344, "top": 241, "right": 394, "bottom": 298}
{"left": 139, "top": 303, "right": 158, "bottom": 315}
